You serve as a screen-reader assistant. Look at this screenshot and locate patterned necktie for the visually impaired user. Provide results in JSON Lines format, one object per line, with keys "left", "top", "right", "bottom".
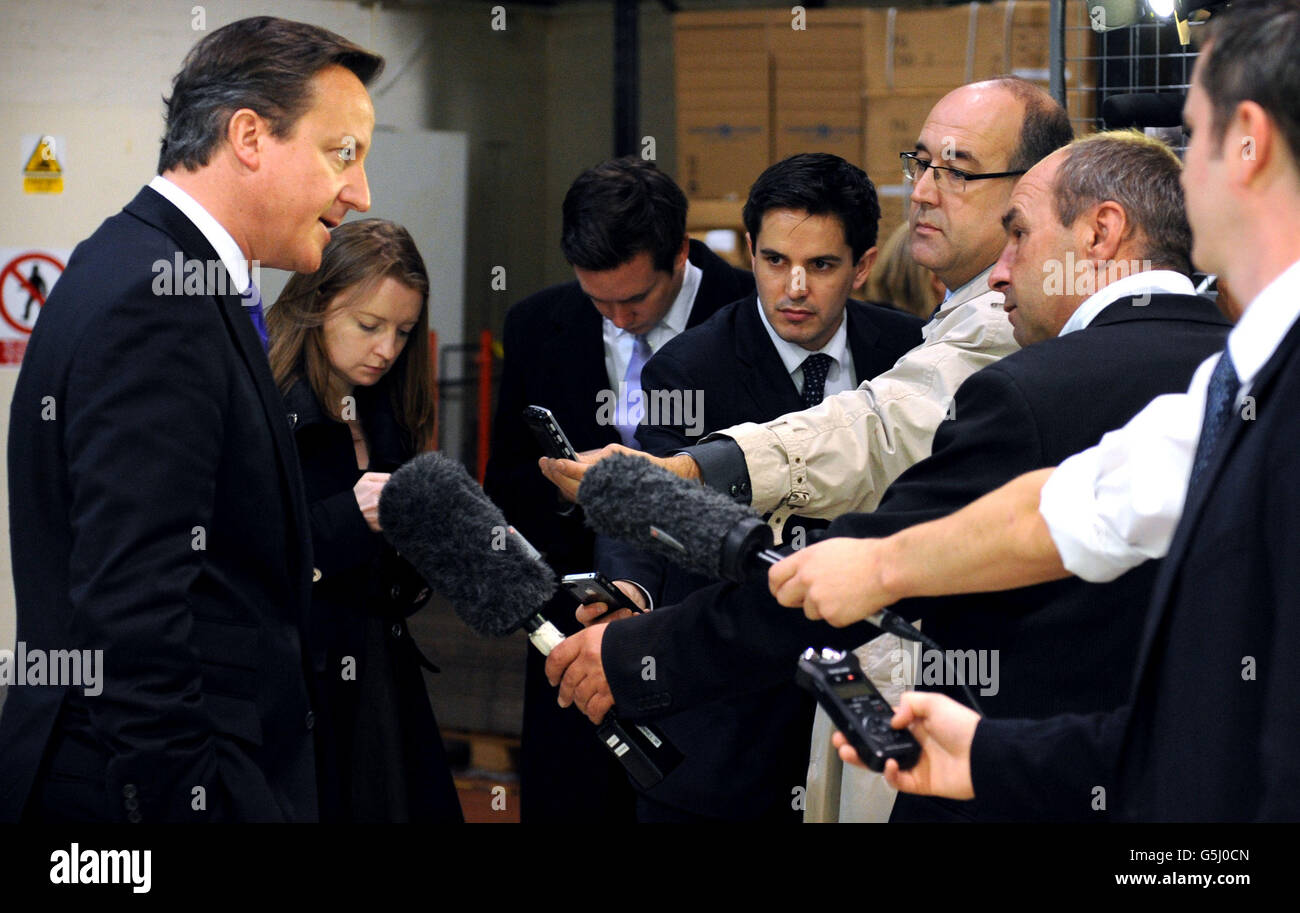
{"left": 242, "top": 284, "right": 269, "bottom": 354}
{"left": 1187, "top": 347, "right": 1241, "bottom": 496}
{"left": 616, "top": 333, "right": 652, "bottom": 447}
{"left": 800, "top": 353, "right": 834, "bottom": 408}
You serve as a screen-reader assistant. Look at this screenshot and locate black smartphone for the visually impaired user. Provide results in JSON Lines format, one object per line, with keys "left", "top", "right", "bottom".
{"left": 522, "top": 405, "right": 579, "bottom": 461}
{"left": 560, "top": 571, "right": 645, "bottom": 616}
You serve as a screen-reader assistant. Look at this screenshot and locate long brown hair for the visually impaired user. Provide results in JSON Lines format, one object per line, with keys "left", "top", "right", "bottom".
{"left": 267, "top": 218, "right": 436, "bottom": 451}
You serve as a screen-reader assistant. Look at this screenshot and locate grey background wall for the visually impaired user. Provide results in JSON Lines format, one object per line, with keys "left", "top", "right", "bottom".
{"left": 0, "top": 0, "right": 686, "bottom": 732}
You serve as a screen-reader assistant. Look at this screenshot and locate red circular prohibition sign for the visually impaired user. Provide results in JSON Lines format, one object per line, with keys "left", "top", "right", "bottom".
{"left": 0, "top": 252, "right": 65, "bottom": 335}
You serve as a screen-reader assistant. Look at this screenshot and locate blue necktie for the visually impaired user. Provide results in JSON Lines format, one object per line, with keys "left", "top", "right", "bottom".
{"left": 242, "top": 284, "right": 269, "bottom": 353}
{"left": 800, "top": 353, "right": 833, "bottom": 408}
{"left": 616, "top": 334, "right": 652, "bottom": 447}
{"left": 1187, "top": 347, "right": 1241, "bottom": 496}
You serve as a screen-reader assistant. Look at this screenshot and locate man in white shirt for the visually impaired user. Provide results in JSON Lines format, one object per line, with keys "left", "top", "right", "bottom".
{"left": 0, "top": 17, "right": 383, "bottom": 822}
{"left": 777, "top": 0, "right": 1300, "bottom": 821}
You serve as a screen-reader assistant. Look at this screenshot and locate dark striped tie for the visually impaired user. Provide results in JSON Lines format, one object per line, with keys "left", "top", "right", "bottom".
{"left": 1187, "top": 347, "right": 1241, "bottom": 496}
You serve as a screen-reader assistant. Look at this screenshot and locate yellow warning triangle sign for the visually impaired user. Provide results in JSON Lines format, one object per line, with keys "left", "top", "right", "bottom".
{"left": 24, "top": 136, "right": 61, "bottom": 174}
{"left": 23, "top": 136, "right": 63, "bottom": 194}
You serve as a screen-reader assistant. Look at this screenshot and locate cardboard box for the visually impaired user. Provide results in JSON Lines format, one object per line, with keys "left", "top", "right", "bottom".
{"left": 975, "top": 1, "right": 1098, "bottom": 88}
{"left": 774, "top": 106, "right": 864, "bottom": 166}
{"left": 872, "top": 182, "right": 913, "bottom": 247}
{"left": 864, "top": 90, "right": 947, "bottom": 178}
{"left": 768, "top": 6, "right": 865, "bottom": 59}
{"left": 678, "top": 109, "right": 770, "bottom": 199}
{"left": 864, "top": 5, "right": 984, "bottom": 92}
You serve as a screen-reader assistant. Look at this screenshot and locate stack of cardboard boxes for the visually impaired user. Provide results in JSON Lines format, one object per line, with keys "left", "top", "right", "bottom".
{"left": 676, "top": 2, "right": 1097, "bottom": 244}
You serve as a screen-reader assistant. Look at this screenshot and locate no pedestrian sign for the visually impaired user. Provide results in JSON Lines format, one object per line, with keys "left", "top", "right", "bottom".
{"left": 0, "top": 249, "right": 67, "bottom": 365}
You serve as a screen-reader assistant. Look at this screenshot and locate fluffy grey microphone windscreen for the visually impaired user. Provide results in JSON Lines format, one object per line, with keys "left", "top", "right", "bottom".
{"left": 379, "top": 452, "right": 556, "bottom": 636}
{"left": 577, "top": 452, "right": 761, "bottom": 579}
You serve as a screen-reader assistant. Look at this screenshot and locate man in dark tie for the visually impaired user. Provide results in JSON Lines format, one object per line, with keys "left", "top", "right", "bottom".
{"left": 580, "top": 152, "right": 923, "bottom": 821}
{"left": 483, "top": 157, "right": 753, "bottom": 822}
{"left": 0, "top": 17, "right": 383, "bottom": 822}
{"left": 791, "top": 0, "right": 1300, "bottom": 822}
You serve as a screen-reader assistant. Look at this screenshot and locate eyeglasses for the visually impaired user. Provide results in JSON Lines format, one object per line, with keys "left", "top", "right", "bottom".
{"left": 900, "top": 152, "right": 1026, "bottom": 192}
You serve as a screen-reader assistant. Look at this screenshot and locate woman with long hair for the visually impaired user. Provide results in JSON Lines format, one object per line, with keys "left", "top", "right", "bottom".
{"left": 267, "top": 218, "right": 460, "bottom": 822}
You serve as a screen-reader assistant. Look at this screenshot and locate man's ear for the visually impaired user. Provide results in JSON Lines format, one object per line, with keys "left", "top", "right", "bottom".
{"left": 853, "top": 245, "right": 879, "bottom": 288}
{"left": 673, "top": 236, "right": 690, "bottom": 272}
{"left": 1230, "top": 100, "right": 1274, "bottom": 188}
{"left": 745, "top": 232, "right": 756, "bottom": 268}
{"left": 226, "top": 108, "right": 266, "bottom": 170}
{"left": 1084, "top": 201, "right": 1127, "bottom": 264}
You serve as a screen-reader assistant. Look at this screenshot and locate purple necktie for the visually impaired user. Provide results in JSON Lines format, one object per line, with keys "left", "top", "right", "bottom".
{"left": 242, "top": 284, "right": 269, "bottom": 353}
{"left": 616, "top": 334, "right": 652, "bottom": 447}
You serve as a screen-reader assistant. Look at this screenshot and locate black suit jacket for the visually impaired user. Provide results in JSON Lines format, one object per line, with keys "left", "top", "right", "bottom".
{"left": 0, "top": 187, "right": 319, "bottom": 822}
{"left": 973, "top": 310, "right": 1300, "bottom": 822}
{"left": 482, "top": 239, "right": 752, "bottom": 822}
{"left": 599, "top": 293, "right": 1231, "bottom": 817}
{"left": 597, "top": 294, "right": 923, "bottom": 820}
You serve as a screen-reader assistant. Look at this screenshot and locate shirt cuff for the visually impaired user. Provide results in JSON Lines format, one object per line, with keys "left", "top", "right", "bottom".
{"left": 682, "top": 438, "right": 752, "bottom": 504}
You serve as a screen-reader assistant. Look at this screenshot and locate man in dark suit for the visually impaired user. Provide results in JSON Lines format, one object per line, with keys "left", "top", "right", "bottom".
{"left": 801, "top": 0, "right": 1300, "bottom": 822}
{"left": 549, "top": 131, "right": 1232, "bottom": 820}
{"left": 483, "top": 157, "right": 752, "bottom": 822}
{"left": 578, "top": 154, "right": 922, "bottom": 821}
{"left": 0, "top": 17, "right": 383, "bottom": 822}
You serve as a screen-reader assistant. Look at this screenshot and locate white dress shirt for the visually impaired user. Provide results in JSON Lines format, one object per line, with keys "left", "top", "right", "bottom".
{"left": 754, "top": 298, "right": 857, "bottom": 399}
{"left": 1040, "top": 258, "right": 1300, "bottom": 583}
{"left": 148, "top": 174, "right": 253, "bottom": 295}
{"left": 602, "top": 260, "right": 702, "bottom": 388}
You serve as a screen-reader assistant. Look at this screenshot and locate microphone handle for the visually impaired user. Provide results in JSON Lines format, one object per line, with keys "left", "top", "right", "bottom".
{"left": 518, "top": 613, "right": 683, "bottom": 788}
{"left": 751, "top": 547, "right": 926, "bottom": 645}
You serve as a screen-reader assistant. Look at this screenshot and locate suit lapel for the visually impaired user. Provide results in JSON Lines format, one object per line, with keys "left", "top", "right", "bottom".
{"left": 734, "top": 294, "right": 803, "bottom": 415}
{"left": 544, "top": 291, "right": 617, "bottom": 447}
{"left": 124, "top": 188, "right": 312, "bottom": 595}
{"left": 1129, "top": 316, "right": 1300, "bottom": 692}
{"left": 844, "top": 303, "right": 882, "bottom": 382}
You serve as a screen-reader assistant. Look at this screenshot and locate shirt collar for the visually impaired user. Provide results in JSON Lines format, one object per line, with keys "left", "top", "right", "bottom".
{"left": 661, "top": 260, "right": 701, "bottom": 336}
{"left": 755, "top": 296, "right": 852, "bottom": 378}
{"left": 937, "top": 264, "right": 999, "bottom": 315}
{"left": 1227, "top": 257, "right": 1300, "bottom": 389}
{"left": 148, "top": 174, "right": 252, "bottom": 295}
{"left": 1059, "top": 270, "right": 1197, "bottom": 337}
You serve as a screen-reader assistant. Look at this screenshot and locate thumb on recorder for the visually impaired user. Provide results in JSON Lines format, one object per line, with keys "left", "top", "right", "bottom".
{"left": 833, "top": 691, "right": 980, "bottom": 800}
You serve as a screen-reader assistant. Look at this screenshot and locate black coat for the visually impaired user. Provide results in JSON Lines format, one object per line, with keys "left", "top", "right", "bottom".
{"left": 599, "top": 293, "right": 1232, "bottom": 819}
{"left": 482, "top": 239, "right": 753, "bottom": 822}
{"left": 0, "top": 186, "right": 318, "bottom": 822}
{"left": 974, "top": 307, "right": 1300, "bottom": 822}
{"left": 284, "top": 378, "right": 462, "bottom": 822}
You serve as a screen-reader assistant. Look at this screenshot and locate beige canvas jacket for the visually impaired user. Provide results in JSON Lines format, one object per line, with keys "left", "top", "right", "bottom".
{"left": 705, "top": 266, "right": 1018, "bottom": 541}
